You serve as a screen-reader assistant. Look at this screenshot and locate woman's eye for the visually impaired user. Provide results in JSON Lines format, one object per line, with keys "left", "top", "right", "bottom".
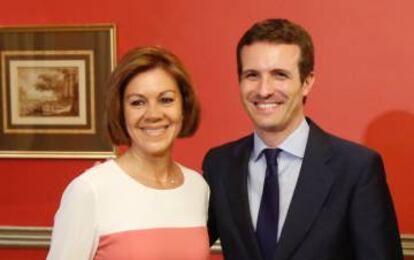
{"left": 160, "top": 97, "right": 174, "bottom": 104}
{"left": 130, "top": 99, "right": 145, "bottom": 106}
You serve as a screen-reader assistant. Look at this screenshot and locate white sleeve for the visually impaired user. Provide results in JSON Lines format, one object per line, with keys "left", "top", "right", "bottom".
{"left": 47, "top": 177, "right": 98, "bottom": 260}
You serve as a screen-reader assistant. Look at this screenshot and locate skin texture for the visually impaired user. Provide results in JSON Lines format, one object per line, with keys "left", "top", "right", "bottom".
{"left": 116, "top": 67, "right": 184, "bottom": 189}
{"left": 123, "top": 68, "right": 183, "bottom": 158}
{"left": 239, "top": 42, "right": 315, "bottom": 147}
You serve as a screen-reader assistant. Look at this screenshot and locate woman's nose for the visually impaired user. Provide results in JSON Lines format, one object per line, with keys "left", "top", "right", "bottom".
{"left": 143, "top": 102, "right": 162, "bottom": 120}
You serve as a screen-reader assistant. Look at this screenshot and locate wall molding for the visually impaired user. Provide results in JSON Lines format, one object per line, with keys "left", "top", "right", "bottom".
{"left": 402, "top": 234, "right": 414, "bottom": 256}
{"left": 0, "top": 226, "right": 51, "bottom": 248}
{"left": 0, "top": 225, "right": 413, "bottom": 255}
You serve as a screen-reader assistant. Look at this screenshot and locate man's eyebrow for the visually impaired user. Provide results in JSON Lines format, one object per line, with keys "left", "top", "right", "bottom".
{"left": 270, "top": 68, "right": 293, "bottom": 77}
{"left": 241, "top": 69, "right": 258, "bottom": 75}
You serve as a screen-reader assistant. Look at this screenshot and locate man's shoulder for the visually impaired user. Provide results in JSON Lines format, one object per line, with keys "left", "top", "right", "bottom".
{"left": 313, "top": 123, "right": 381, "bottom": 163}
{"left": 324, "top": 128, "right": 375, "bottom": 152}
{"left": 211, "top": 134, "right": 253, "bottom": 150}
{"left": 205, "top": 134, "right": 253, "bottom": 157}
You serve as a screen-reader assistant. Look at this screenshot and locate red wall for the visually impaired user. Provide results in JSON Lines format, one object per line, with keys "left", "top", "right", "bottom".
{"left": 1, "top": 0, "right": 413, "bottom": 259}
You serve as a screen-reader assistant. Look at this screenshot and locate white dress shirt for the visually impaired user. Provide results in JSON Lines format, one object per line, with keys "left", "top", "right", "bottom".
{"left": 247, "top": 118, "right": 309, "bottom": 240}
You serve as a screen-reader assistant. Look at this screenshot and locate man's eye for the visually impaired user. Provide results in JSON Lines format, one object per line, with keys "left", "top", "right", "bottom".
{"left": 243, "top": 73, "right": 258, "bottom": 80}
{"left": 273, "top": 72, "right": 288, "bottom": 80}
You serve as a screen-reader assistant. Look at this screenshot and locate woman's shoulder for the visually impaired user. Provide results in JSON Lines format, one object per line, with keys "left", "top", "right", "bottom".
{"left": 76, "top": 159, "right": 117, "bottom": 180}
{"left": 178, "top": 163, "right": 208, "bottom": 189}
{"left": 178, "top": 163, "right": 199, "bottom": 175}
{"left": 66, "top": 159, "right": 118, "bottom": 191}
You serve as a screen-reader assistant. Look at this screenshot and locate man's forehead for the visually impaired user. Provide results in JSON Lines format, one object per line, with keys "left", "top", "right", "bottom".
{"left": 241, "top": 42, "right": 301, "bottom": 72}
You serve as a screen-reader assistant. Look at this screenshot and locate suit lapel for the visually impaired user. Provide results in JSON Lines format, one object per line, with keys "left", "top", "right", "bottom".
{"left": 225, "top": 135, "right": 263, "bottom": 260}
{"left": 274, "top": 119, "right": 336, "bottom": 260}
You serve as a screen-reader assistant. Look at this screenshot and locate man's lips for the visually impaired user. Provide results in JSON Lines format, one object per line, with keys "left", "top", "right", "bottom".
{"left": 255, "top": 102, "right": 278, "bottom": 108}
{"left": 253, "top": 101, "right": 283, "bottom": 111}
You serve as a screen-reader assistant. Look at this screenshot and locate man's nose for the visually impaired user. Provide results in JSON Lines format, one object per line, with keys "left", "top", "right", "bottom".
{"left": 257, "top": 76, "right": 274, "bottom": 98}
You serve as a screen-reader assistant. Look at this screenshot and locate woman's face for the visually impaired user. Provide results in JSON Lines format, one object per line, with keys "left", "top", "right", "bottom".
{"left": 123, "top": 68, "right": 183, "bottom": 157}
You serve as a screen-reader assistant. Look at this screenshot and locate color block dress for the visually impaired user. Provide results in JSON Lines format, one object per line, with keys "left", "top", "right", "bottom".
{"left": 47, "top": 160, "right": 210, "bottom": 260}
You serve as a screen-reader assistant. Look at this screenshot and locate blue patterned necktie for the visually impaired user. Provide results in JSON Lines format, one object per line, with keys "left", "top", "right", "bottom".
{"left": 256, "top": 148, "right": 281, "bottom": 260}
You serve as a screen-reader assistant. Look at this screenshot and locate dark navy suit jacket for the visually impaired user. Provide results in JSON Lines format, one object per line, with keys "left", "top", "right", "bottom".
{"left": 202, "top": 118, "right": 403, "bottom": 260}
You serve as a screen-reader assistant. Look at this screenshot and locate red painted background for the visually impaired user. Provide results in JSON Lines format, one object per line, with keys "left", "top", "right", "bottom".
{"left": 1, "top": 0, "right": 413, "bottom": 259}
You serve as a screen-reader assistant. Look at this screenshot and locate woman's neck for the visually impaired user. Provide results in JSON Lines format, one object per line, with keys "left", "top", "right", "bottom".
{"left": 116, "top": 147, "right": 182, "bottom": 189}
{"left": 126, "top": 148, "right": 173, "bottom": 178}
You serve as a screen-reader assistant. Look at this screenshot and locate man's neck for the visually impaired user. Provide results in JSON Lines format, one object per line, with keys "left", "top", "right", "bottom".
{"left": 255, "top": 117, "right": 306, "bottom": 147}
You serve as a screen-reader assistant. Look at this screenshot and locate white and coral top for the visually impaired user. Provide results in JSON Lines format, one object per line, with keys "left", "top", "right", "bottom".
{"left": 47, "top": 160, "right": 210, "bottom": 260}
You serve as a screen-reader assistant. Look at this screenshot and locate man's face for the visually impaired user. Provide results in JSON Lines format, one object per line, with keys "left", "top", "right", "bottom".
{"left": 239, "top": 42, "right": 314, "bottom": 143}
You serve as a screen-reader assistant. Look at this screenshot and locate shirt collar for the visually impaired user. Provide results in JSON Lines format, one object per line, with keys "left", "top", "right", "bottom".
{"left": 252, "top": 118, "right": 309, "bottom": 161}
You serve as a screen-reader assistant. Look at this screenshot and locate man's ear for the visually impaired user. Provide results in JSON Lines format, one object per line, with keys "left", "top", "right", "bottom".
{"left": 302, "top": 72, "right": 315, "bottom": 97}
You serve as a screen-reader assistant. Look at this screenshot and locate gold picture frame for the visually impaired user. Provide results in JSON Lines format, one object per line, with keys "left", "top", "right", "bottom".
{"left": 0, "top": 24, "right": 117, "bottom": 158}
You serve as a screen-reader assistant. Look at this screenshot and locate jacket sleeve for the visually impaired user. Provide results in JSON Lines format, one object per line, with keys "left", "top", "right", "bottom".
{"left": 349, "top": 152, "right": 403, "bottom": 260}
{"left": 202, "top": 150, "right": 220, "bottom": 246}
{"left": 47, "top": 178, "right": 98, "bottom": 260}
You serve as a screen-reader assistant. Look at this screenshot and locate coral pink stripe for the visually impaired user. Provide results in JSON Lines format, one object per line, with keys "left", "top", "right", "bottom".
{"left": 94, "top": 226, "right": 209, "bottom": 260}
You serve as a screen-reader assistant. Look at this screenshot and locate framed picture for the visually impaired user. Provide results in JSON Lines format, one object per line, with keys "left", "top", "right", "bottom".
{"left": 0, "top": 24, "right": 117, "bottom": 158}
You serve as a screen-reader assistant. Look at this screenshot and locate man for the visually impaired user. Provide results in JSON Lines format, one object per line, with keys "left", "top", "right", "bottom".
{"left": 202, "top": 18, "right": 403, "bottom": 260}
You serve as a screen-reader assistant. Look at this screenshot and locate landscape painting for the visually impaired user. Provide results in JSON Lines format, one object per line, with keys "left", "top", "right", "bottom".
{"left": 0, "top": 25, "right": 116, "bottom": 158}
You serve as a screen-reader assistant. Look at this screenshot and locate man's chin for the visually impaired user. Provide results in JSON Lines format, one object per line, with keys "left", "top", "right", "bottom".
{"left": 253, "top": 123, "right": 284, "bottom": 133}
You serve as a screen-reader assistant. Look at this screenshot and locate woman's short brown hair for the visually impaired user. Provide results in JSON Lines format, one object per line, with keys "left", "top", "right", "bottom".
{"left": 106, "top": 46, "right": 200, "bottom": 145}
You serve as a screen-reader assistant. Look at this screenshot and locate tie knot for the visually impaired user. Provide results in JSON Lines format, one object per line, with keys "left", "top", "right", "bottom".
{"left": 263, "top": 148, "right": 281, "bottom": 166}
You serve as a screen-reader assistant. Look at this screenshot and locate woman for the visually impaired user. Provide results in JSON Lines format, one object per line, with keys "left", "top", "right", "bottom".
{"left": 47, "top": 46, "right": 209, "bottom": 259}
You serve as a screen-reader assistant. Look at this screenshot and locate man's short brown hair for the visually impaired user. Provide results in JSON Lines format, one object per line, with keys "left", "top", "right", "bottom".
{"left": 237, "top": 18, "right": 314, "bottom": 83}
